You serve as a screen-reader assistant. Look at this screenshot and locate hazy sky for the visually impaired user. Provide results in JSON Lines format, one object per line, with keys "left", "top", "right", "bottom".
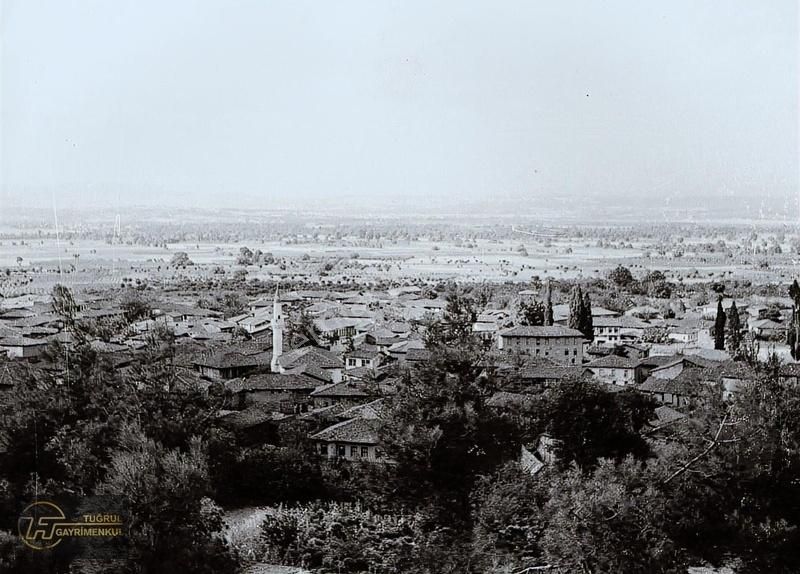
{"left": 1, "top": 0, "right": 797, "bottom": 211}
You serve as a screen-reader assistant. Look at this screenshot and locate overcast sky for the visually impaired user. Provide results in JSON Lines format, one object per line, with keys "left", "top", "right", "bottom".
{"left": 1, "top": 0, "right": 797, "bottom": 212}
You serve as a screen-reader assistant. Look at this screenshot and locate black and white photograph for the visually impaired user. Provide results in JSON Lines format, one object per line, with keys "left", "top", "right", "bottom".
{"left": 0, "top": 1, "right": 798, "bottom": 572}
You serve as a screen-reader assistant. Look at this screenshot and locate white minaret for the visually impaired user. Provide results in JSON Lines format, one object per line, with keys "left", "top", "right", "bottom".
{"left": 271, "top": 287, "right": 284, "bottom": 373}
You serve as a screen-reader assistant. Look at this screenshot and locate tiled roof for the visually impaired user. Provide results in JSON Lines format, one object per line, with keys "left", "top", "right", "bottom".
{"left": 299, "top": 403, "right": 349, "bottom": 420}
{"left": 346, "top": 344, "right": 382, "bottom": 360}
{"left": 0, "top": 336, "right": 47, "bottom": 347}
{"left": 651, "top": 405, "right": 687, "bottom": 425}
{"left": 310, "top": 417, "right": 380, "bottom": 444}
{"left": 284, "top": 363, "right": 334, "bottom": 383}
{"left": 219, "top": 407, "right": 291, "bottom": 430}
{"left": 0, "top": 361, "right": 27, "bottom": 387}
{"left": 314, "top": 317, "right": 360, "bottom": 332}
{"left": 278, "top": 347, "right": 344, "bottom": 370}
{"left": 233, "top": 373, "right": 320, "bottom": 392}
{"left": 585, "top": 355, "right": 639, "bottom": 369}
{"left": 337, "top": 398, "right": 386, "bottom": 420}
{"left": 592, "top": 316, "right": 649, "bottom": 329}
{"left": 310, "top": 381, "right": 375, "bottom": 398}
{"left": 519, "top": 363, "right": 582, "bottom": 381}
{"left": 639, "top": 368, "right": 709, "bottom": 396}
{"left": 194, "top": 350, "right": 272, "bottom": 370}
{"left": 501, "top": 326, "right": 584, "bottom": 338}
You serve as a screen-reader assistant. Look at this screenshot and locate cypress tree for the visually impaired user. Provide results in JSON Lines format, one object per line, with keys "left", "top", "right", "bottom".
{"left": 788, "top": 280, "right": 800, "bottom": 360}
{"left": 544, "top": 279, "right": 554, "bottom": 326}
{"left": 726, "top": 300, "right": 742, "bottom": 358}
{"left": 568, "top": 286, "right": 583, "bottom": 332}
{"left": 582, "top": 291, "right": 594, "bottom": 342}
{"left": 713, "top": 297, "right": 727, "bottom": 351}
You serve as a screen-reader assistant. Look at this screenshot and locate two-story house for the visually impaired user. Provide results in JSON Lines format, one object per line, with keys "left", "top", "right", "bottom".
{"left": 498, "top": 326, "right": 584, "bottom": 365}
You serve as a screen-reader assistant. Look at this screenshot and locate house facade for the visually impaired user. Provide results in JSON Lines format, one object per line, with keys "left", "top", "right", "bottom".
{"left": 311, "top": 418, "right": 382, "bottom": 462}
{"left": 585, "top": 355, "right": 639, "bottom": 386}
{"left": 498, "top": 326, "right": 584, "bottom": 365}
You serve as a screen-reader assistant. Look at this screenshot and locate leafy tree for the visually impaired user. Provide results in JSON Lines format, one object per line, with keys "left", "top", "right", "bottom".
{"left": 169, "top": 251, "right": 193, "bottom": 267}
{"left": 259, "top": 502, "right": 466, "bottom": 574}
{"left": 236, "top": 246, "right": 254, "bottom": 265}
{"left": 518, "top": 300, "right": 545, "bottom": 326}
{"left": 381, "top": 306, "right": 519, "bottom": 521}
{"left": 472, "top": 462, "right": 547, "bottom": 571}
{"left": 120, "top": 289, "right": 152, "bottom": 322}
{"left": 221, "top": 292, "right": 247, "bottom": 317}
{"left": 98, "top": 424, "right": 238, "bottom": 574}
{"left": 541, "top": 457, "right": 684, "bottom": 573}
{"left": 608, "top": 265, "right": 634, "bottom": 288}
{"left": 0, "top": 289, "right": 237, "bottom": 572}
{"left": 535, "top": 379, "right": 654, "bottom": 471}
{"left": 287, "top": 308, "right": 317, "bottom": 345}
{"left": 51, "top": 283, "right": 78, "bottom": 328}
{"left": 424, "top": 288, "right": 477, "bottom": 347}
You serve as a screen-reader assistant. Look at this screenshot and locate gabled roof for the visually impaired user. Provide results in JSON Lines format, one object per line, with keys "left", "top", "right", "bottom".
{"left": 232, "top": 373, "right": 320, "bottom": 392}
{"left": 650, "top": 355, "right": 719, "bottom": 374}
{"left": 284, "top": 363, "right": 334, "bottom": 383}
{"left": 0, "top": 336, "right": 47, "bottom": 347}
{"left": 501, "top": 326, "right": 584, "bottom": 338}
{"left": 278, "top": 346, "right": 344, "bottom": 370}
{"left": 639, "top": 368, "right": 710, "bottom": 396}
{"left": 519, "top": 364, "right": 583, "bottom": 381}
{"left": 310, "top": 417, "right": 380, "bottom": 444}
{"left": 346, "top": 344, "right": 382, "bottom": 360}
{"left": 650, "top": 405, "right": 687, "bottom": 426}
{"left": 337, "top": 398, "right": 386, "bottom": 420}
{"left": 219, "top": 407, "right": 291, "bottom": 430}
{"left": 749, "top": 319, "right": 782, "bottom": 329}
{"left": 194, "top": 350, "right": 272, "bottom": 370}
{"left": 592, "top": 316, "right": 650, "bottom": 329}
{"left": 0, "top": 361, "right": 27, "bottom": 387}
{"left": 585, "top": 355, "right": 640, "bottom": 369}
{"left": 637, "top": 354, "right": 689, "bottom": 369}
{"left": 310, "top": 381, "right": 376, "bottom": 398}
{"left": 314, "top": 317, "right": 360, "bottom": 332}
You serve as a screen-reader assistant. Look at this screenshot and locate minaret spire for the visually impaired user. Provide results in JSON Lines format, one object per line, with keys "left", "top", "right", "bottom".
{"left": 271, "top": 286, "right": 284, "bottom": 372}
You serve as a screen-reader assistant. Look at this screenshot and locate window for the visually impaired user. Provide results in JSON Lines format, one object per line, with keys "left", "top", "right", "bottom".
{"left": 564, "top": 350, "right": 569, "bottom": 356}
{"left": 361, "top": 446, "right": 369, "bottom": 458}
{"left": 337, "top": 445, "right": 346, "bottom": 458}
{"left": 319, "top": 443, "right": 327, "bottom": 455}
{"left": 351, "top": 446, "right": 358, "bottom": 457}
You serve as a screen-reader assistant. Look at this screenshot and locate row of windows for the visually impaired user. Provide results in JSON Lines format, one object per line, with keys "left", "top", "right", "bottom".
{"left": 347, "top": 357, "right": 374, "bottom": 367}
{"left": 320, "top": 443, "right": 370, "bottom": 458}
{"left": 512, "top": 337, "right": 581, "bottom": 347}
